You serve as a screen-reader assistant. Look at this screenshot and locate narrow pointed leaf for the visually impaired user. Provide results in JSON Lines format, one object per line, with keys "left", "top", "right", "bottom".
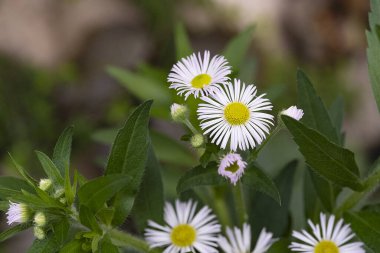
{"left": 36, "top": 151, "right": 64, "bottom": 185}
{"left": 0, "top": 223, "right": 31, "bottom": 242}
{"left": 175, "top": 22, "right": 193, "bottom": 60}
{"left": 53, "top": 126, "right": 73, "bottom": 175}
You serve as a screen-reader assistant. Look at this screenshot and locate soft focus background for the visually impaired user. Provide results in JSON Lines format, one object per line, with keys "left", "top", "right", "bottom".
{"left": 0, "top": 0, "right": 379, "bottom": 251}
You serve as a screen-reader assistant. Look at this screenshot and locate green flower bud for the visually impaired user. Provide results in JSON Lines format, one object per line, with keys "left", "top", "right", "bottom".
{"left": 34, "top": 212, "right": 46, "bottom": 227}
{"left": 38, "top": 179, "right": 52, "bottom": 191}
{"left": 53, "top": 188, "right": 65, "bottom": 198}
{"left": 33, "top": 226, "right": 45, "bottom": 240}
{"left": 170, "top": 103, "right": 188, "bottom": 122}
{"left": 190, "top": 134, "right": 205, "bottom": 148}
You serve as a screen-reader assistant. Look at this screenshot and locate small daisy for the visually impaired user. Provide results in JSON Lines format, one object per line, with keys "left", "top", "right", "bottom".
{"left": 145, "top": 200, "right": 221, "bottom": 253}
{"left": 281, "top": 106, "right": 304, "bottom": 121}
{"left": 218, "top": 153, "right": 247, "bottom": 185}
{"left": 290, "top": 213, "right": 365, "bottom": 253}
{"left": 168, "top": 50, "right": 231, "bottom": 99}
{"left": 219, "top": 223, "right": 277, "bottom": 253}
{"left": 197, "top": 79, "right": 274, "bottom": 151}
{"left": 6, "top": 202, "right": 29, "bottom": 225}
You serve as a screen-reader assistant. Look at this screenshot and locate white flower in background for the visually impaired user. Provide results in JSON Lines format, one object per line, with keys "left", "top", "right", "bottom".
{"left": 197, "top": 79, "right": 274, "bottom": 151}
{"left": 290, "top": 213, "right": 365, "bottom": 253}
{"left": 219, "top": 223, "right": 277, "bottom": 253}
{"left": 281, "top": 106, "right": 304, "bottom": 121}
{"left": 168, "top": 50, "right": 231, "bottom": 99}
{"left": 170, "top": 103, "right": 189, "bottom": 122}
{"left": 6, "top": 202, "right": 29, "bottom": 225}
{"left": 145, "top": 200, "right": 221, "bottom": 253}
{"left": 218, "top": 153, "right": 247, "bottom": 185}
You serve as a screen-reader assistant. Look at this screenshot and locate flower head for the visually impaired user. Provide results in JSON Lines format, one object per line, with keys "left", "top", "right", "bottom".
{"left": 218, "top": 153, "right": 247, "bottom": 185}
{"left": 145, "top": 199, "right": 221, "bottom": 253}
{"left": 197, "top": 79, "right": 274, "bottom": 151}
{"left": 219, "top": 223, "right": 277, "bottom": 253}
{"left": 38, "top": 178, "right": 52, "bottom": 191}
{"left": 33, "top": 226, "right": 45, "bottom": 240}
{"left": 34, "top": 212, "right": 47, "bottom": 227}
{"left": 168, "top": 50, "right": 231, "bottom": 99}
{"left": 171, "top": 103, "right": 189, "bottom": 122}
{"left": 281, "top": 106, "right": 304, "bottom": 121}
{"left": 290, "top": 213, "right": 365, "bottom": 253}
{"left": 6, "top": 202, "right": 29, "bottom": 225}
{"left": 190, "top": 134, "right": 205, "bottom": 148}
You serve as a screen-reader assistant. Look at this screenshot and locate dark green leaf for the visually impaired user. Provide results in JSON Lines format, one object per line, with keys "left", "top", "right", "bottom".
{"left": 367, "top": 0, "right": 380, "bottom": 112}
{"left": 60, "top": 240, "right": 86, "bottom": 253}
{"left": 177, "top": 162, "right": 226, "bottom": 194}
{"left": 175, "top": 22, "right": 193, "bottom": 60}
{"left": 329, "top": 96, "right": 345, "bottom": 145}
{"left": 28, "top": 236, "right": 59, "bottom": 253}
{"left": 242, "top": 164, "right": 281, "bottom": 205}
{"left": 267, "top": 238, "right": 292, "bottom": 253}
{"left": 0, "top": 176, "right": 34, "bottom": 198}
{"left": 79, "top": 205, "right": 101, "bottom": 234}
{"left": 64, "top": 165, "right": 74, "bottom": 206}
{"left": 223, "top": 25, "right": 255, "bottom": 70}
{"left": 36, "top": 151, "right": 64, "bottom": 185}
{"left": 303, "top": 169, "right": 323, "bottom": 221}
{"left": 53, "top": 218, "right": 70, "bottom": 246}
{"left": 344, "top": 211, "right": 380, "bottom": 251}
{"left": 78, "top": 174, "right": 131, "bottom": 212}
{"left": 9, "top": 154, "right": 37, "bottom": 186}
{"left": 98, "top": 236, "right": 120, "bottom": 253}
{"left": 53, "top": 126, "right": 73, "bottom": 175}
{"left": 0, "top": 223, "right": 32, "bottom": 242}
{"left": 132, "top": 147, "right": 164, "bottom": 232}
{"left": 282, "top": 115, "right": 364, "bottom": 191}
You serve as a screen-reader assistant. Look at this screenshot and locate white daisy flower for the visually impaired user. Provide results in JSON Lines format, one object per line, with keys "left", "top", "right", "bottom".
{"left": 145, "top": 199, "right": 221, "bottom": 253}
{"left": 219, "top": 223, "right": 277, "bottom": 253}
{"left": 290, "top": 213, "right": 365, "bottom": 253}
{"left": 168, "top": 50, "right": 231, "bottom": 99}
{"left": 6, "top": 202, "right": 29, "bottom": 225}
{"left": 197, "top": 79, "right": 274, "bottom": 151}
{"left": 281, "top": 106, "right": 304, "bottom": 121}
{"left": 218, "top": 153, "right": 247, "bottom": 185}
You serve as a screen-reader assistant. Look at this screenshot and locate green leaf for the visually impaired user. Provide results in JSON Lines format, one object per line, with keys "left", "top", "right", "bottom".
{"left": 105, "top": 101, "right": 152, "bottom": 226}
{"left": 282, "top": 115, "right": 364, "bottom": 191}
{"left": 367, "top": 0, "right": 380, "bottom": 112}
{"left": 79, "top": 205, "right": 101, "bottom": 234}
{"left": 77, "top": 174, "right": 131, "bottom": 212}
{"left": 0, "top": 223, "right": 32, "bottom": 242}
{"left": 223, "top": 25, "right": 255, "bottom": 70}
{"left": 9, "top": 154, "right": 37, "bottom": 187}
{"left": 267, "top": 238, "right": 292, "bottom": 253}
{"left": 132, "top": 146, "right": 164, "bottom": 232}
{"left": 53, "top": 218, "right": 70, "bottom": 246}
{"left": 53, "top": 126, "right": 73, "bottom": 175}
{"left": 344, "top": 211, "right": 380, "bottom": 251}
{"left": 249, "top": 161, "right": 297, "bottom": 237}
{"left": 60, "top": 240, "right": 86, "bottom": 253}
{"left": 64, "top": 165, "right": 74, "bottom": 206}
{"left": 177, "top": 162, "right": 226, "bottom": 194}
{"left": 107, "top": 67, "right": 170, "bottom": 105}
{"left": 175, "top": 22, "right": 193, "bottom": 60}
{"left": 0, "top": 176, "right": 34, "bottom": 198}
{"left": 28, "top": 236, "right": 59, "bottom": 253}
{"left": 98, "top": 236, "right": 120, "bottom": 253}
{"left": 242, "top": 164, "right": 281, "bottom": 205}
{"left": 329, "top": 96, "right": 345, "bottom": 145}
{"left": 36, "top": 151, "right": 64, "bottom": 185}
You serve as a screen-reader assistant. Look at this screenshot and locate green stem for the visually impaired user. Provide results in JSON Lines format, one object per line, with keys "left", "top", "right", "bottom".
{"left": 109, "top": 229, "right": 159, "bottom": 253}
{"left": 213, "top": 187, "right": 231, "bottom": 226}
{"left": 250, "top": 123, "right": 283, "bottom": 162}
{"left": 233, "top": 182, "right": 247, "bottom": 225}
{"left": 184, "top": 119, "right": 198, "bottom": 135}
{"left": 335, "top": 165, "right": 380, "bottom": 216}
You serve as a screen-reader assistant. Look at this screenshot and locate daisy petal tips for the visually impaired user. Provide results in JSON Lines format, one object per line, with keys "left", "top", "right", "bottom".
{"left": 145, "top": 199, "right": 221, "bottom": 253}
{"left": 289, "top": 213, "right": 365, "bottom": 253}
{"left": 281, "top": 105, "right": 304, "bottom": 121}
{"left": 168, "top": 50, "right": 231, "bottom": 99}
{"left": 197, "top": 79, "right": 274, "bottom": 151}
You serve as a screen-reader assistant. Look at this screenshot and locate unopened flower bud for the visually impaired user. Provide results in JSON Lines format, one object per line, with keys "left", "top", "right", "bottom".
{"left": 38, "top": 179, "right": 52, "bottom": 191}
{"left": 34, "top": 212, "right": 46, "bottom": 227}
{"left": 59, "top": 197, "right": 67, "bottom": 204}
{"left": 280, "top": 106, "right": 304, "bottom": 121}
{"left": 190, "top": 134, "right": 205, "bottom": 148}
{"left": 53, "top": 188, "right": 65, "bottom": 198}
{"left": 33, "top": 226, "right": 45, "bottom": 240}
{"left": 170, "top": 103, "right": 188, "bottom": 122}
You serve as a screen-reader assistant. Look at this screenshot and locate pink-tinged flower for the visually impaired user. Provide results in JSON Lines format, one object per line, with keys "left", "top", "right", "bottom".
{"left": 218, "top": 153, "right": 247, "bottom": 185}
{"left": 6, "top": 202, "right": 29, "bottom": 225}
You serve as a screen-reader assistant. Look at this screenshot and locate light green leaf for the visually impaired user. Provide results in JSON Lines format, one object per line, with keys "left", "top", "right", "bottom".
{"left": 175, "top": 22, "right": 193, "bottom": 60}
{"left": 98, "top": 236, "right": 120, "bottom": 253}
{"left": 28, "top": 236, "right": 59, "bottom": 253}
{"left": 132, "top": 146, "right": 164, "bottom": 232}
{"left": 242, "top": 163, "right": 281, "bottom": 205}
{"left": 59, "top": 240, "right": 86, "bottom": 253}
{"left": 53, "top": 218, "right": 70, "bottom": 246}
{"left": 64, "top": 165, "right": 74, "bottom": 206}
{"left": 0, "top": 176, "right": 34, "bottom": 198}
{"left": 107, "top": 66, "right": 171, "bottom": 105}
{"left": 223, "top": 25, "right": 255, "bottom": 70}
{"left": 176, "top": 162, "right": 226, "bottom": 194}
{"left": 78, "top": 174, "right": 131, "bottom": 212}
{"left": 367, "top": 0, "right": 380, "bottom": 112}
{"left": 36, "top": 151, "right": 64, "bottom": 186}
{"left": 53, "top": 126, "right": 73, "bottom": 175}
{"left": 282, "top": 115, "right": 364, "bottom": 191}
{"left": 344, "top": 211, "right": 380, "bottom": 251}
{"left": 0, "top": 223, "right": 31, "bottom": 242}
{"left": 9, "top": 154, "right": 37, "bottom": 187}
{"left": 79, "top": 205, "right": 101, "bottom": 234}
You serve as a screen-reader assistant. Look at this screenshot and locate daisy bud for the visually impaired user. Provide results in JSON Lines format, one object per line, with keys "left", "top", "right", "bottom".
{"left": 38, "top": 178, "right": 52, "bottom": 191}
{"left": 170, "top": 103, "right": 188, "bottom": 122}
{"left": 218, "top": 153, "right": 247, "bottom": 185}
{"left": 281, "top": 106, "right": 304, "bottom": 121}
{"left": 6, "top": 202, "right": 29, "bottom": 225}
{"left": 34, "top": 212, "right": 46, "bottom": 227}
{"left": 53, "top": 188, "right": 65, "bottom": 198}
{"left": 33, "top": 226, "right": 45, "bottom": 240}
{"left": 190, "top": 134, "right": 204, "bottom": 148}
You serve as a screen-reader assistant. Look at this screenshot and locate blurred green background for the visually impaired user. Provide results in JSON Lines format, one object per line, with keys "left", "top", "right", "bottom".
{"left": 0, "top": 0, "right": 379, "bottom": 251}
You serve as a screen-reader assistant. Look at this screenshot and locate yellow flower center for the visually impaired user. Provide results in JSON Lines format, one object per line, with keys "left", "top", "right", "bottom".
{"left": 226, "top": 162, "right": 240, "bottom": 173}
{"left": 224, "top": 102, "right": 250, "bottom": 125}
{"left": 191, "top": 74, "right": 212, "bottom": 89}
{"left": 171, "top": 224, "right": 196, "bottom": 247}
{"left": 314, "top": 241, "right": 339, "bottom": 253}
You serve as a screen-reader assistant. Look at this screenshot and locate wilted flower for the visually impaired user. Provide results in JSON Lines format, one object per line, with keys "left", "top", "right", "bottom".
{"left": 218, "top": 153, "right": 247, "bottom": 185}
